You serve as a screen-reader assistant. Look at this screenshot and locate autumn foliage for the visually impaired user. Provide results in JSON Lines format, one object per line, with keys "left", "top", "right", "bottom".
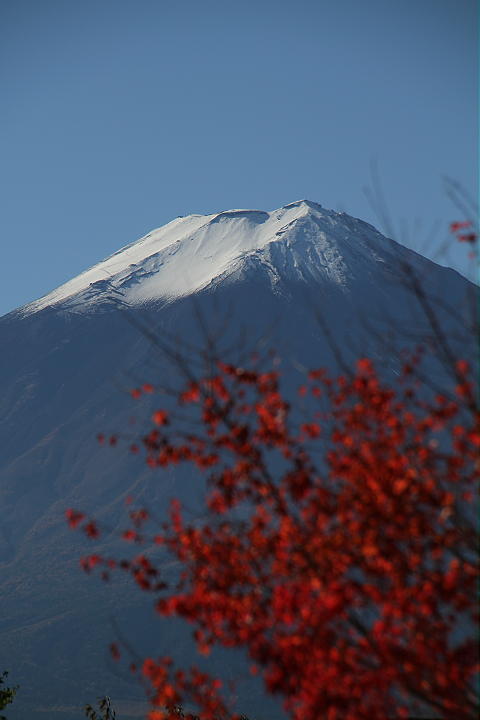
{"left": 67, "top": 222, "right": 479, "bottom": 720}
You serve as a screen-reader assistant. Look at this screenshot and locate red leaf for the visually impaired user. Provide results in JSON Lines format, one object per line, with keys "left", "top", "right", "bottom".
{"left": 65, "top": 508, "right": 85, "bottom": 529}
{"left": 110, "top": 643, "right": 121, "bottom": 661}
{"left": 450, "top": 220, "right": 471, "bottom": 232}
{"left": 152, "top": 410, "right": 168, "bottom": 426}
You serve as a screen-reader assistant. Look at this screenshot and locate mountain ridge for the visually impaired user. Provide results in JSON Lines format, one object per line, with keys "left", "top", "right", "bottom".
{"left": 20, "top": 200, "right": 412, "bottom": 316}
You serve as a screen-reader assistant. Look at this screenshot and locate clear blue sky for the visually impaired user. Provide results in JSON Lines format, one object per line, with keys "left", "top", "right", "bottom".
{"left": 0, "top": 0, "right": 477, "bottom": 317}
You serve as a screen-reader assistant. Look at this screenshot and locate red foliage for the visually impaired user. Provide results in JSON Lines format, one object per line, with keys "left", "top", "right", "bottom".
{"left": 110, "top": 643, "right": 121, "bottom": 661}
{"left": 65, "top": 508, "right": 85, "bottom": 529}
{"left": 450, "top": 221, "right": 472, "bottom": 233}
{"left": 83, "top": 521, "right": 100, "bottom": 539}
{"left": 450, "top": 220, "right": 477, "bottom": 245}
{"left": 67, "top": 348, "right": 479, "bottom": 720}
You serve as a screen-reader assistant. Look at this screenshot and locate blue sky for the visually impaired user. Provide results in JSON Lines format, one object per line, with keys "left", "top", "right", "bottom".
{"left": 0, "top": 0, "right": 477, "bottom": 317}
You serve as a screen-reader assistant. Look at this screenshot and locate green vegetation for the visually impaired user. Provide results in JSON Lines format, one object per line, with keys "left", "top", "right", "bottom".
{"left": 84, "top": 695, "right": 117, "bottom": 720}
{"left": 0, "top": 671, "right": 19, "bottom": 720}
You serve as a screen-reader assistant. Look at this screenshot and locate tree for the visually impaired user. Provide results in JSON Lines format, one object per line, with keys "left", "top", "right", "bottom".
{"left": 84, "top": 695, "right": 117, "bottom": 720}
{"left": 0, "top": 671, "right": 19, "bottom": 720}
{"left": 66, "top": 220, "right": 479, "bottom": 720}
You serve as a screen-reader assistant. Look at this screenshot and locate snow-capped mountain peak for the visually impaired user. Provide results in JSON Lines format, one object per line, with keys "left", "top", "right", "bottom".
{"left": 23, "top": 200, "right": 396, "bottom": 315}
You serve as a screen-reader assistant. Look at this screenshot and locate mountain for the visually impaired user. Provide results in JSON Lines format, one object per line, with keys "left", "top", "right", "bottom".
{"left": 0, "top": 201, "right": 472, "bottom": 719}
{"left": 20, "top": 200, "right": 400, "bottom": 313}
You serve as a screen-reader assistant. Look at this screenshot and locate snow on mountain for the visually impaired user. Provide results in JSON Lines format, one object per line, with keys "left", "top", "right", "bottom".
{"left": 0, "top": 200, "right": 474, "bottom": 720}
{"left": 23, "top": 200, "right": 401, "bottom": 315}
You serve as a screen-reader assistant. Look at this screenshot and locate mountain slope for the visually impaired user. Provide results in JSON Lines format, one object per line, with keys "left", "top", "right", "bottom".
{"left": 0, "top": 201, "right": 473, "bottom": 720}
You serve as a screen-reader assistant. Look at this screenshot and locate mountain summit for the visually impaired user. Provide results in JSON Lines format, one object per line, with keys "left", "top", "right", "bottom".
{"left": 0, "top": 202, "right": 472, "bottom": 720}
{"left": 24, "top": 200, "right": 413, "bottom": 315}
